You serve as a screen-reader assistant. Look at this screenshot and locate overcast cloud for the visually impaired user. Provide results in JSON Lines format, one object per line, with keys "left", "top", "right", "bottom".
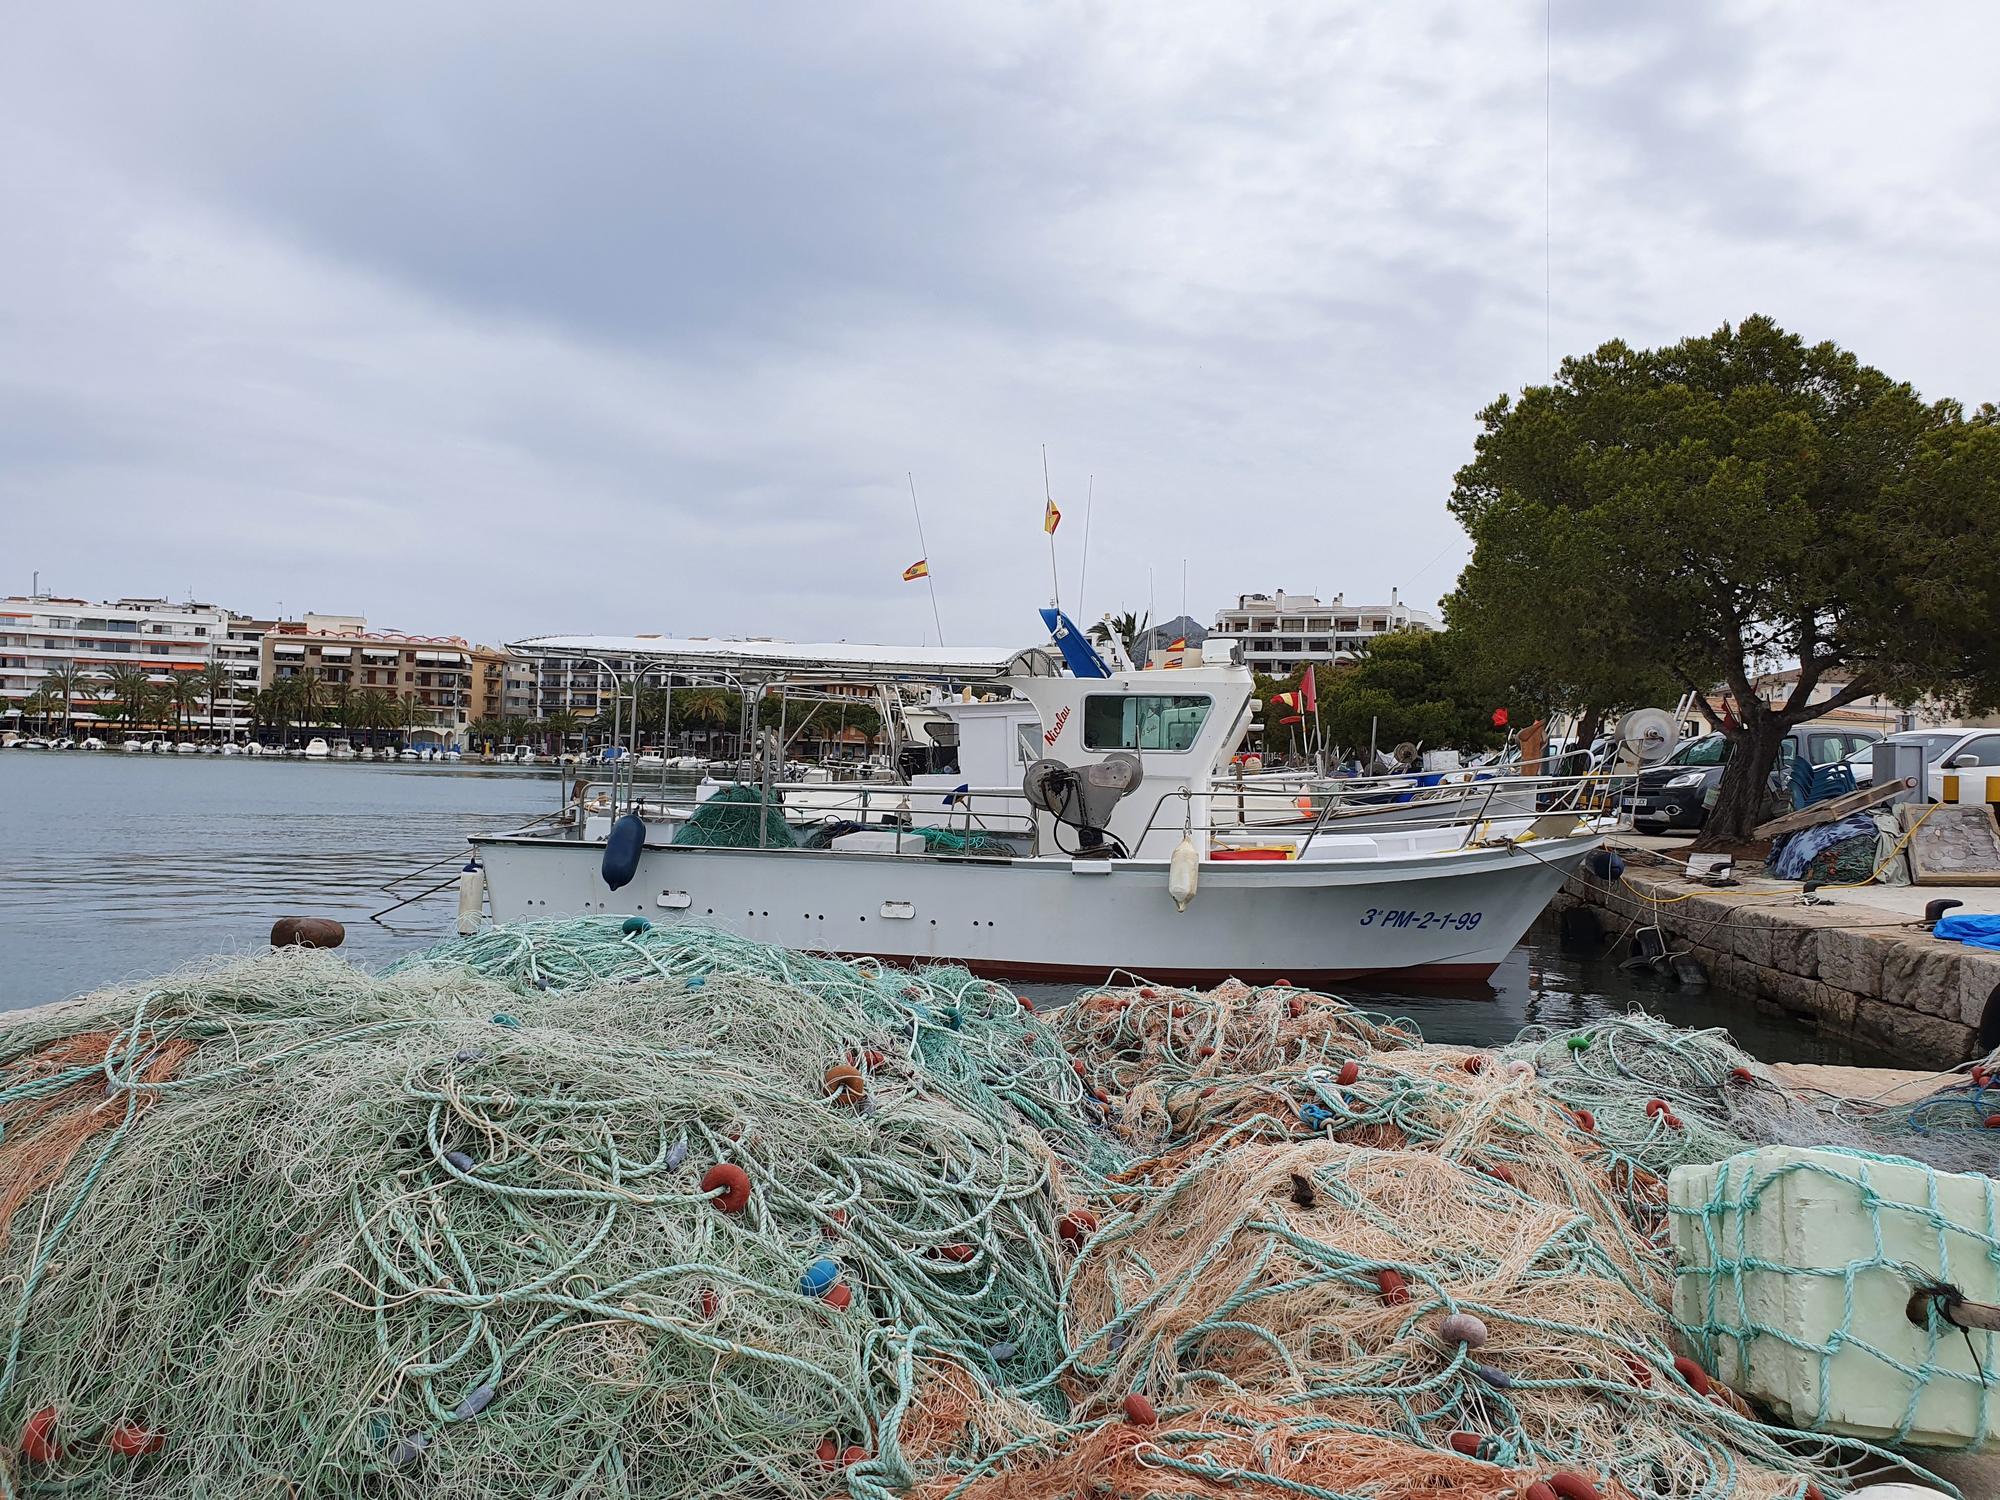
{"left": 4, "top": 3, "right": 1997, "bottom": 648}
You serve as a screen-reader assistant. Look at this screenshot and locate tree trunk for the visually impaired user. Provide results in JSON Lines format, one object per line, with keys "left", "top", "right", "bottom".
{"left": 1573, "top": 705, "right": 1604, "bottom": 757}
{"left": 1693, "top": 710, "right": 1787, "bottom": 849}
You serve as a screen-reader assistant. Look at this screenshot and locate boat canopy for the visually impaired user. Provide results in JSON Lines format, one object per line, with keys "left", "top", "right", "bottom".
{"left": 508, "top": 634, "right": 1048, "bottom": 686}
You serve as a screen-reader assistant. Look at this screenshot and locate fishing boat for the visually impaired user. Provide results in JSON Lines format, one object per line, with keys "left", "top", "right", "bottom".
{"left": 471, "top": 616, "right": 1615, "bottom": 985}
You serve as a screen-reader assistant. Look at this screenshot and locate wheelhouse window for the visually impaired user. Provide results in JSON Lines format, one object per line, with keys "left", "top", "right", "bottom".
{"left": 1082, "top": 694, "right": 1211, "bottom": 752}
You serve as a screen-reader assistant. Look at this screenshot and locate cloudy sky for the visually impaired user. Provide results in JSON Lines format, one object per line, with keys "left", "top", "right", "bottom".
{"left": 4, "top": 4, "right": 1996, "bottom": 649}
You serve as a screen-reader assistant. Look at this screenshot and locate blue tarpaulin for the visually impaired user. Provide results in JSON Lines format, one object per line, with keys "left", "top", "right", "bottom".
{"left": 1936, "top": 914, "right": 2000, "bottom": 951}
{"left": 1770, "top": 813, "right": 1877, "bottom": 880}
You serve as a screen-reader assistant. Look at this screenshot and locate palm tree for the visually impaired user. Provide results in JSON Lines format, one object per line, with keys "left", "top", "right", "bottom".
{"left": 37, "top": 663, "right": 100, "bottom": 735}
{"left": 325, "top": 682, "right": 353, "bottom": 732}
{"left": 540, "top": 710, "right": 580, "bottom": 755}
{"left": 165, "top": 671, "right": 205, "bottom": 741}
{"left": 100, "top": 666, "right": 155, "bottom": 731}
{"left": 195, "top": 661, "right": 235, "bottom": 741}
{"left": 18, "top": 686, "right": 60, "bottom": 733}
{"left": 670, "top": 689, "right": 736, "bottom": 755}
{"left": 251, "top": 686, "right": 291, "bottom": 745}
{"left": 1087, "top": 610, "right": 1152, "bottom": 666}
{"left": 277, "top": 670, "right": 327, "bottom": 744}
{"left": 349, "top": 689, "right": 396, "bottom": 747}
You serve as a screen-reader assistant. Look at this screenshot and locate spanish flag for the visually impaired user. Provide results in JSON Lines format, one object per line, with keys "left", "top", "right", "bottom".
{"left": 1043, "top": 497, "right": 1061, "bottom": 534}
{"left": 903, "top": 559, "right": 929, "bottom": 581}
{"left": 1164, "top": 637, "right": 1187, "bottom": 669}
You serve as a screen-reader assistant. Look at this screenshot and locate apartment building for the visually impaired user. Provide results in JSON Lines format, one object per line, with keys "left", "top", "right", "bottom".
{"left": 470, "top": 645, "right": 538, "bottom": 725}
{"left": 1209, "top": 589, "right": 1441, "bottom": 675}
{"left": 528, "top": 652, "right": 648, "bottom": 720}
{"left": 0, "top": 594, "right": 234, "bottom": 728}
{"left": 260, "top": 617, "right": 473, "bottom": 736}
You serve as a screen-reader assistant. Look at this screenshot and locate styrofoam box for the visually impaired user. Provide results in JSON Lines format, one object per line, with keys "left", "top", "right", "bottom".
{"left": 830, "top": 830, "right": 927, "bottom": 854}
{"left": 1669, "top": 1146, "right": 2000, "bottom": 1450}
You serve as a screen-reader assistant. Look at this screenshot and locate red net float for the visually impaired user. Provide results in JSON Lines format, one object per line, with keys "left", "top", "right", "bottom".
{"left": 1673, "top": 1355, "right": 1712, "bottom": 1395}
{"left": 817, "top": 1437, "right": 839, "bottom": 1470}
{"left": 822, "top": 1283, "right": 853, "bottom": 1310}
{"left": 823, "top": 1207, "right": 847, "bottom": 1239}
{"left": 841, "top": 1445, "right": 868, "bottom": 1466}
{"left": 1645, "top": 1098, "right": 1668, "bottom": 1119}
{"left": 1729, "top": 1066, "right": 1755, "bottom": 1084}
{"left": 1018, "top": 995, "right": 1035, "bottom": 1013}
{"left": 1486, "top": 1163, "right": 1517, "bottom": 1186}
{"left": 1547, "top": 1474, "right": 1604, "bottom": 1500}
{"left": 1462, "top": 1054, "right": 1486, "bottom": 1075}
{"left": 1985, "top": 1114, "right": 2000, "bottom": 1129}
{"left": 1058, "top": 1210, "right": 1099, "bottom": 1247}
{"left": 1197, "top": 1045, "right": 1216, "bottom": 1058}
{"left": 1571, "top": 1108, "right": 1596, "bottom": 1133}
{"left": 1337, "top": 1060, "right": 1360, "bottom": 1086}
{"left": 1447, "top": 1431, "right": 1484, "bottom": 1456}
{"left": 863, "top": 1049, "right": 885, "bottom": 1069}
{"left": 696, "top": 1286, "right": 721, "bottom": 1319}
{"left": 1072, "top": 1060, "right": 1088, "bottom": 1077}
{"left": 823, "top": 1064, "right": 867, "bottom": 1105}
{"left": 936, "top": 1243, "right": 976, "bottom": 1263}
{"left": 1121, "top": 1394, "right": 1157, "bottom": 1426}
{"left": 1374, "top": 1268, "right": 1409, "bottom": 1304}
{"left": 108, "top": 1423, "right": 162, "bottom": 1458}
{"left": 1524, "top": 1485, "right": 1559, "bottom": 1500}
{"left": 1663, "top": 1113, "right": 1684, "bottom": 1130}
{"left": 1620, "top": 1352, "right": 1652, "bottom": 1386}
{"left": 20, "top": 1407, "right": 59, "bottom": 1464}
{"left": 700, "top": 1163, "right": 752, "bottom": 1213}
{"left": 1287, "top": 995, "right": 1306, "bottom": 1017}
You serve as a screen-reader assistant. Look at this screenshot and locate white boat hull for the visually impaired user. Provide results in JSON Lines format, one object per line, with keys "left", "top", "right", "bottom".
{"left": 471, "top": 832, "right": 1594, "bottom": 984}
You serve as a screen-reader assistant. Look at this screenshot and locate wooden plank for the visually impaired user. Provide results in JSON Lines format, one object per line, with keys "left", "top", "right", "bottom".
{"left": 1751, "top": 777, "right": 1915, "bottom": 841}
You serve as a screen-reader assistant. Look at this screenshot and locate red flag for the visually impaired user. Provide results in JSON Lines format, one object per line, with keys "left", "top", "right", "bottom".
{"left": 1300, "top": 669, "right": 1317, "bottom": 714}
{"left": 1491, "top": 707, "right": 1509, "bottom": 728}
{"left": 1279, "top": 714, "right": 1303, "bottom": 726}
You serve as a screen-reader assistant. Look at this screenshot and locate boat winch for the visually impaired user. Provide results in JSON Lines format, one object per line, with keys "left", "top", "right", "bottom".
{"left": 1023, "top": 752, "right": 1141, "bottom": 857}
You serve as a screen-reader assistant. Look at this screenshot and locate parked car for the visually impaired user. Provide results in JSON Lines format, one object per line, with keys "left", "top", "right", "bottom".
{"left": 1845, "top": 726, "right": 2000, "bottom": 794}
{"left": 1627, "top": 723, "right": 1882, "bottom": 833}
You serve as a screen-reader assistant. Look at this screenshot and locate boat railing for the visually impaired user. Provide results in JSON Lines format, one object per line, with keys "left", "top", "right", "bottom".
{"left": 556, "top": 765, "right": 1634, "bottom": 858}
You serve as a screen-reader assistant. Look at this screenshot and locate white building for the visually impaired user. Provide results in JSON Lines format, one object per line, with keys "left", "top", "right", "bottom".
{"left": 1209, "top": 589, "right": 1441, "bottom": 675}
{"left": 0, "top": 595, "right": 237, "bottom": 730}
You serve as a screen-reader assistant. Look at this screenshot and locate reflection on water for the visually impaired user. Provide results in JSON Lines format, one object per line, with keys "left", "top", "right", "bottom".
{"left": 0, "top": 754, "right": 1854, "bottom": 1062}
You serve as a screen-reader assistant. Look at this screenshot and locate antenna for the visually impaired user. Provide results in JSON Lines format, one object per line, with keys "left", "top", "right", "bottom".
{"left": 1042, "top": 446, "right": 1061, "bottom": 611}
{"left": 906, "top": 471, "right": 946, "bottom": 646}
{"left": 1076, "top": 474, "right": 1094, "bottom": 618}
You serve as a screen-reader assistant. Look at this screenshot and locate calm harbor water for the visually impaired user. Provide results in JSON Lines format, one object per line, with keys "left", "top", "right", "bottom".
{"left": 0, "top": 752, "right": 1858, "bottom": 1061}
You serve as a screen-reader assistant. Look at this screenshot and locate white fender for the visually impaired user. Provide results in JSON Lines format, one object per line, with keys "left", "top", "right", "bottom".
{"left": 456, "top": 859, "right": 486, "bottom": 936}
{"left": 1168, "top": 835, "right": 1199, "bottom": 913}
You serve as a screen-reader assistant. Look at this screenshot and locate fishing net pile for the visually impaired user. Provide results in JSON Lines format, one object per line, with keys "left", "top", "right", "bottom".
{"left": 948, "top": 981, "right": 1962, "bottom": 1500}
{"left": 1503, "top": 1013, "right": 2000, "bottom": 1181}
{"left": 399, "top": 921, "right": 1121, "bottom": 1177}
{"left": 3, "top": 927, "right": 1983, "bottom": 1500}
{"left": 0, "top": 935, "right": 1102, "bottom": 1498}
{"left": 672, "top": 786, "right": 801, "bottom": 849}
